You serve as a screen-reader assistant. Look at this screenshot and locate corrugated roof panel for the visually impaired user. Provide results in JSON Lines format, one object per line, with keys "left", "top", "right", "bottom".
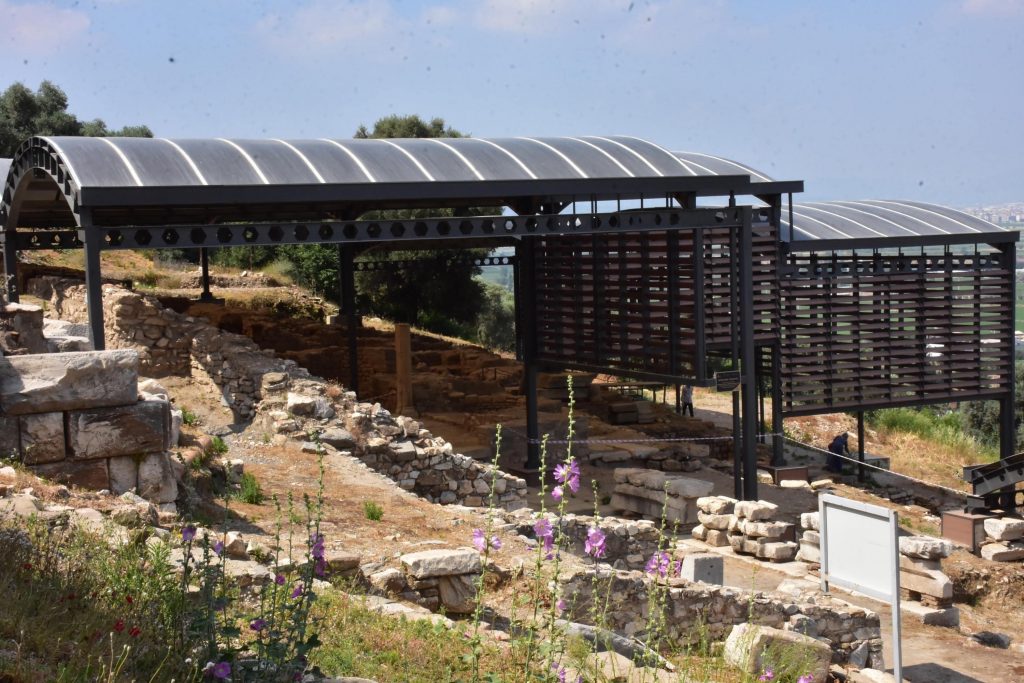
{"left": 785, "top": 200, "right": 1007, "bottom": 241}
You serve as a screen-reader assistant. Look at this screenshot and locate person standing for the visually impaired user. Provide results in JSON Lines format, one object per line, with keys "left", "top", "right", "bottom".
{"left": 681, "top": 384, "right": 694, "bottom": 417}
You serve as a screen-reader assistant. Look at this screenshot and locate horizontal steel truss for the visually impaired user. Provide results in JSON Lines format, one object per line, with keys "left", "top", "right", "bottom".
{"left": 353, "top": 255, "right": 515, "bottom": 271}
{"left": 6, "top": 207, "right": 747, "bottom": 251}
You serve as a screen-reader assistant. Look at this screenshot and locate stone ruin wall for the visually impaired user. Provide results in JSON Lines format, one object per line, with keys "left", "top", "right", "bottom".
{"left": 24, "top": 276, "right": 527, "bottom": 510}
{"left": 560, "top": 569, "right": 885, "bottom": 670}
{"left": 0, "top": 349, "right": 179, "bottom": 505}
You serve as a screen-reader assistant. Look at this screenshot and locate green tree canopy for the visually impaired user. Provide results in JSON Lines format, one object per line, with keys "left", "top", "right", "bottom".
{"left": 0, "top": 81, "right": 152, "bottom": 157}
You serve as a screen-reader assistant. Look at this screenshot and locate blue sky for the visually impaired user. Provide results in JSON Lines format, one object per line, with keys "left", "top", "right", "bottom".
{"left": 1, "top": 0, "right": 1022, "bottom": 205}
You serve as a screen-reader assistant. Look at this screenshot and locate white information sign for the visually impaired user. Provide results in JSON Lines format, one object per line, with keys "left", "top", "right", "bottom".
{"left": 819, "top": 493, "right": 902, "bottom": 682}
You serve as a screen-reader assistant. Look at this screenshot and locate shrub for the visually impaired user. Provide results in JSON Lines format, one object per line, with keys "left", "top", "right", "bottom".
{"left": 363, "top": 501, "right": 383, "bottom": 521}
{"left": 210, "top": 436, "right": 229, "bottom": 455}
{"left": 238, "top": 472, "right": 265, "bottom": 505}
{"left": 181, "top": 407, "right": 199, "bottom": 426}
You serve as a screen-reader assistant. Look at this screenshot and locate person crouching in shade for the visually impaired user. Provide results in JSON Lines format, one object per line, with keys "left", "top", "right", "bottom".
{"left": 826, "top": 432, "right": 850, "bottom": 473}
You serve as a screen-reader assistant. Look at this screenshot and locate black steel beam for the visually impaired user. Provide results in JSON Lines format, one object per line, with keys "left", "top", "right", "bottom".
{"left": 341, "top": 244, "right": 359, "bottom": 394}
{"left": 74, "top": 176, "right": 803, "bottom": 211}
{"left": 78, "top": 212, "right": 105, "bottom": 351}
{"left": 519, "top": 238, "right": 541, "bottom": 471}
{"left": 353, "top": 255, "right": 516, "bottom": 272}
{"left": 787, "top": 231, "right": 1019, "bottom": 253}
{"left": 199, "top": 248, "right": 213, "bottom": 301}
{"left": 739, "top": 207, "right": 759, "bottom": 500}
{"left": 2, "top": 233, "right": 18, "bottom": 303}
{"left": 88, "top": 208, "right": 744, "bottom": 251}
{"left": 999, "top": 240, "right": 1017, "bottom": 512}
{"left": 782, "top": 391, "right": 1010, "bottom": 418}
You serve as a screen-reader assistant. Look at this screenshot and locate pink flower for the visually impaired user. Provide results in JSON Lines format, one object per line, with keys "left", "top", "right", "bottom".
{"left": 584, "top": 527, "right": 606, "bottom": 558}
{"left": 645, "top": 551, "right": 672, "bottom": 577}
{"left": 797, "top": 676, "right": 814, "bottom": 683}
{"left": 275, "top": 574, "right": 285, "bottom": 585}
{"left": 472, "top": 528, "right": 501, "bottom": 552}
{"left": 758, "top": 669, "right": 775, "bottom": 681}
{"left": 554, "top": 460, "right": 581, "bottom": 494}
{"left": 556, "top": 598, "right": 567, "bottom": 612}
{"left": 213, "top": 540, "right": 224, "bottom": 557}
{"left": 211, "top": 661, "right": 231, "bottom": 679}
{"left": 551, "top": 485, "right": 564, "bottom": 502}
{"left": 534, "top": 518, "right": 555, "bottom": 559}
{"left": 181, "top": 525, "right": 196, "bottom": 543}
{"left": 291, "top": 584, "right": 303, "bottom": 599}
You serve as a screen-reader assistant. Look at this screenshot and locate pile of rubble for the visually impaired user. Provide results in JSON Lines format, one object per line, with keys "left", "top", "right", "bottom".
{"left": 692, "top": 496, "right": 798, "bottom": 563}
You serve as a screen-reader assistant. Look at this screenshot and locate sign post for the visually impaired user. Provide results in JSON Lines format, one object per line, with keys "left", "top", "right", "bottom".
{"left": 819, "top": 493, "right": 902, "bottom": 682}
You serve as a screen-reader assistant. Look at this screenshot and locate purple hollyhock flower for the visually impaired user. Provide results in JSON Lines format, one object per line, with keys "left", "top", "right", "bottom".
{"left": 212, "top": 661, "right": 231, "bottom": 680}
{"left": 797, "top": 676, "right": 813, "bottom": 683}
{"left": 291, "top": 584, "right": 303, "bottom": 599}
{"left": 472, "top": 528, "right": 487, "bottom": 552}
{"left": 758, "top": 669, "right": 775, "bottom": 681}
{"left": 556, "top": 598, "right": 567, "bottom": 612}
{"left": 584, "top": 526, "right": 606, "bottom": 558}
{"left": 310, "top": 533, "right": 325, "bottom": 560}
{"left": 490, "top": 535, "right": 502, "bottom": 550}
{"left": 534, "top": 518, "right": 555, "bottom": 559}
{"left": 551, "top": 485, "right": 564, "bottom": 502}
{"left": 554, "top": 460, "right": 582, "bottom": 494}
{"left": 249, "top": 618, "right": 267, "bottom": 632}
{"left": 213, "top": 541, "right": 224, "bottom": 557}
{"left": 181, "top": 525, "right": 196, "bottom": 543}
{"left": 275, "top": 574, "right": 285, "bottom": 585}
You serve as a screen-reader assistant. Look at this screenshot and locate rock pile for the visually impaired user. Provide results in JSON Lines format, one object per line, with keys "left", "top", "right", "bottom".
{"left": 0, "top": 350, "right": 178, "bottom": 505}
{"left": 610, "top": 468, "right": 714, "bottom": 527}
{"left": 692, "top": 497, "right": 798, "bottom": 563}
{"left": 399, "top": 548, "right": 481, "bottom": 614}
{"left": 980, "top": 517, "right": 1024, "bottom": 562}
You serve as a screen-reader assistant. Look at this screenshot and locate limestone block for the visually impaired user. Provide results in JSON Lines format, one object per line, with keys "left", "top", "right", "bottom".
{"left": 734, "top": 500, "right": 778, "bottom": 521}
{"left": 31, "top": 459, "right": 109, "bottom": 490}
{"left": 369, "top": 567, "right": 407, "bottom": 594}
{"left": 320, "top": 427, "right": 357, "bottom": 450}
{"left": 705, "top": 529, "right": 731, "bottom": 547}
{"left": 286, "top": 392, "right": 317, "bottom": 416}
{"left": 260, "top": 372, "right": 289, "bottom": 396}
{"left": 756, "top": 541, "right": 798, "bottom": 562}
{"left": 696, "top": 495, "right": 736, "bottom": 515}
{"left": 67, "top": 400, "right": 170, "bottom": 460}
{"left": 170, "top": 409, "right": 183, "bottom": 448}
{"left": 691, "top": 524, "right": 707, "bottom": 541}
{"left": 108, "top": 455, "right": 139, "bottom": 495}
{"left": 0, "top": 493, "right": 43, "bottom": 520}
{"left": 401, "top": 548, "right": 481, "bottom": 578}
{"left": 801, "top": 512, "right": 820, "bottom": 531}
{"left": 802, "top": 530, "right": 820, "bottom": 545}
{"left": 983, "top": 517, "right": 1024, "bottom": 542}
{"left": 137, "top": 378, "right": 170, "bottom": 401}
{"left": 19, "top": 412, "right": 65, "bottom": 464}
{"left": 899, "top": 535, "right": 952, "bottom": 560}
{"left": 697, "top": 511, "right": 733, "bottom": 531}
{"left": 980, "top": 541, "right": 1024, "bottom": 562}
{"left": 0, "top": 414, "right": 20, "bottom": 458}
{"left": 0, "top": 350, "right": 139, "bottom": 415}
{"left": 663, "top": 476, "right": 714, "bottom": 499}
{"left": 437, "top": 573, "right": 477, "bottom": 613}
{"left": 679, "top": 553, "right": 723, "bottom": 585}
{"left": 740, "top": 520, "right": 793, "bottom": 540}
{"left": 797, "top": 541, "right": 821, "bottom": 563}
{"left": 899, "top": 565, "right": 952, "bottom": 599}
{"left": 325, "top": 550, "right": 361, "bottom": 572}
{"left": 723, "top": 623, "right": 832, "bottom": 683}
{"left": 224, "top": 531, "right": 248, "bottom": 559}
{"left": 4, "top": 304, "right": 47, "bottom": 353}
{"left": 137, "top": 452, "right": 178, "bottom": 504}
{"left": 389, "top": 440, "right": 417, "bottom": 462}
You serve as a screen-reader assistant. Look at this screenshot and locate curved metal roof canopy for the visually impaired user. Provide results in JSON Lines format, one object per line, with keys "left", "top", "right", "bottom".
{"left": 1, "top": 136, "right": 799, "bottom": 229}
{"left": 781, "top": 199, "right": 1010, "bottom": 245}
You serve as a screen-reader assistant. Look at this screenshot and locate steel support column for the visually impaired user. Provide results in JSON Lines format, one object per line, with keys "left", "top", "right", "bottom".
{"left": 340, "top": 244, "right": 359, "bottom": 394}
{"left": 999, "top": 240, "right": 1017, "bottom": 511}
{"left": 79, "top": 214, "right": 106, "bottom": 351}
{"left": 518, "top": 237, "right": 541, "bottom": 471}
{"left": 739, "top": 207, "right": 759, "bottom": 500}
{"left": 729, "top": 218, "right": 742, "bottom": 500}
{"left": 199, "top": 248, "right": 213, "bottom": 301}
{"left": 770, "top": 343, "right": 784, "bottom": 465}
{"left": 857, "top": 411, "right": 866, "bottom": 482}
{"left": 3, "top": 230, "right": 19, "bottom": 303}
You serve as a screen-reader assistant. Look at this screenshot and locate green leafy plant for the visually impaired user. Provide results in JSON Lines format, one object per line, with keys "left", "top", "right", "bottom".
{"left": 181, "top": 408, "right": 199, "bottom": 426}
{"left": 363, "top": 501, "right": 383, "bottom": 522}
{"left": 210, "top": 436, "right": 229, "bottom": 455}
{"left": 238, "top": 472, "right": 265, "bottom": 505}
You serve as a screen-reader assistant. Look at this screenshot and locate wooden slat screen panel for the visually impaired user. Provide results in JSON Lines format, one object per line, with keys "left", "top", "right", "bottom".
{"left": 531, "top": 221, "right": 779, "bottom": 380}
{"left": 780, "top": 248, "right": 1013, "bottom": 415}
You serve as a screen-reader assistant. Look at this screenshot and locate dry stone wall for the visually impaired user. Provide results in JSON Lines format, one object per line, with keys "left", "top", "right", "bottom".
{"left": 0, "top": 349, "right": 179, "bottom": 504}
{"left": 560, "top": 568, "right": 885, "bottom": 669}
